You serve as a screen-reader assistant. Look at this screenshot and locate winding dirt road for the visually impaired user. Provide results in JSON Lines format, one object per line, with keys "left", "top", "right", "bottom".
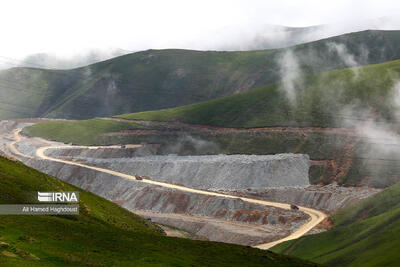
{"left": 10, "top": 128, "right": 326, "bottom": 250}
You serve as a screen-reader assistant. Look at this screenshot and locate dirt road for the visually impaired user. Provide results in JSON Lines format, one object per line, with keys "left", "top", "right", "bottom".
{"left": 10, "top": 128, "right": 327, "bottom": 250}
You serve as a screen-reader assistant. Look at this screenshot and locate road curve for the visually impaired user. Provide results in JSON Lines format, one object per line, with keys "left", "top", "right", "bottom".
{"left": 10, "top": 128, "right": 327, "bottom": 250}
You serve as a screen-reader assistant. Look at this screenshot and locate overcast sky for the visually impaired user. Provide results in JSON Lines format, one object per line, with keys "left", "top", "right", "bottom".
{"left": 1, "top": 0, "right": 400, "bottom": 59}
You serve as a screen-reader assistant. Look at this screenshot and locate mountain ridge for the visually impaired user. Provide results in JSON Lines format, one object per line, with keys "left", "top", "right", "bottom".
{"left": 2, "top": 30, "right": 400, "bottom": 120}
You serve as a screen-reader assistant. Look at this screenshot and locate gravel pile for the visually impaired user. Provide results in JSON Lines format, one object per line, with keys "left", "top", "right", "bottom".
{"left": 48, "top": 151, "right": 310, "bottom": 190}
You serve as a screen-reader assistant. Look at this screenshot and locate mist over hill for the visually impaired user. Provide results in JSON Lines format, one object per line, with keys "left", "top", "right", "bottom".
{"left": 0, "top": 48, "right": 130, "bottom": 70}
{"left": 206, "top": 17, "right": 400, "bottom": 51}
{"left": 2, "top": 30, "right": 400, "bottom": 120}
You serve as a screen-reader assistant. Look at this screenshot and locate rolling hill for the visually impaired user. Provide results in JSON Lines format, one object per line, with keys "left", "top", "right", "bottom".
{"left": 2, "top": 30, "right": 400, "bottom": 120}
{"left": 271, "top": 182, "right": 400, "bottom": 266}
{"left": 0, "top": 156, "right": 315, "bottom": 266}
{"left": 116, "top": 58, "right": 400, "bottom": 128}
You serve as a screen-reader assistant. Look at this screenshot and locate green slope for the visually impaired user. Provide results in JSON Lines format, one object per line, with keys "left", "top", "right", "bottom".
{"left": 27, "top": 58, "right": 400, "bottom": 133}
{"left": 2, "top": 30, "right": 400, "bottom": 120}
{"left": 24, "top": 118, "right": 145, "bottom": 145}
{"left": 0, "top": 156, "right": 315, "bottom": 266}
{"left": 117, "top": 59, "right": 400, "bottom": 128}
{"left": 271, "top": 182, "right": 400, "bottom": 266}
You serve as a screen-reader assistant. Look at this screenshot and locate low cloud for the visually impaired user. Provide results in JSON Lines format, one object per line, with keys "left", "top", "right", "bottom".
{"left": 162, "top": 134, "right": 220, "bottom": 155}
{"left": 0, "top": 48, "right": 130, "bottom": 70}
{"left": 277, "top": 49, "right": 303, "bottom": 103}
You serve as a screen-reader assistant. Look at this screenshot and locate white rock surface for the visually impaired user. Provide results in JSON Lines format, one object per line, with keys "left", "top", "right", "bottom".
{"left": 48, "top": 151, "right": 310, "bottom": 190}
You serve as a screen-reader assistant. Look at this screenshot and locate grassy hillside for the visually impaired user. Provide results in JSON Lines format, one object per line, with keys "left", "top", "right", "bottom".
{"left": 0, "top": 156, "right": 316, "bottom": 266}
{"left": 27, "top": 58, "right": 400, "bottom": 136}
{"left": 24, "top": 119, "right": 145, "bottom": 145}
{"left": 271, "top": 182, "right": 400, "bottom": 266}
{"left": 2, "top": 30, "right": 400, "bottom": 120}
{"left": 117, "top": 58, "right": 400, "bottom": 128}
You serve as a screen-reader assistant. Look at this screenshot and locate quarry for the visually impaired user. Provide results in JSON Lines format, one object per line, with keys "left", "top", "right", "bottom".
{"left": 0, "top": 120, "right": 379, "bottom": 246}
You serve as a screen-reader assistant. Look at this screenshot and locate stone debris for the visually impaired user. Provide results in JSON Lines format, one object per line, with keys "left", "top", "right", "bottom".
{"left": 48, "top": 149, "right": 311, "bottom": 190}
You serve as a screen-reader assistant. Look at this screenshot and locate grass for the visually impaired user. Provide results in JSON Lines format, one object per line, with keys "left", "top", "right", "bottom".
{"left": 0, "top": 156, "right": 317, "bottom": 266}
{"left": 23, "top": 119, "right": 145, "bottom": 145}
{"left": 117, "top": 59, "right": 400, "bottom": 128}
{"left": 271, "top": 182, "right": 400, "bottom": 266}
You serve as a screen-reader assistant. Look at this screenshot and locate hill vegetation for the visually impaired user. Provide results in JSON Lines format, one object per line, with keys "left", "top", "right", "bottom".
{"left": 271, "top": 182, "right": 400, "bottom": 266}
{"left": 2, "top": 30, "right": 400, "bottom": 120}
{"left": 26, "top": 58, "right": 400, "bottom": 139}
{"left": 24, "top": 118, "right": 145, "bottom": 145}
{"left": 117, "top": 59, "right": 400, "bottom": 128}
{"left": 0, "top": 156, "right": 315, "bottom": 266}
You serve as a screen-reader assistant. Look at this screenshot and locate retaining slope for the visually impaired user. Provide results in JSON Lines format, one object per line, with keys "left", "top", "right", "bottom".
{"left": 48, "top": 151, "right": 310, "bottom": 190}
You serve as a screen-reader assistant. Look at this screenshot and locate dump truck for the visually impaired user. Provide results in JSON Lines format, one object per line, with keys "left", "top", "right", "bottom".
{"left": 290, "top": 204, "right": 299, "bottom": 210}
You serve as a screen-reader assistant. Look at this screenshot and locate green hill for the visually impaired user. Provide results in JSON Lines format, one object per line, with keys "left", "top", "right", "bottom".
{"left": 23, "top": 118, "right": 145, "bottom": 145}
{"left": 2, "top": 30, "right": 400, "bottom": 120}
{"left": 271, "top": 182, "right": 400, "bottom": 266}
{"left": 0, "top": 156, "right": 315, "bottom": 266}
{"left": 117, "top": 58, "right": 400, "bottom": 128}
{"left": 27, "top": 58, "right": 400, "bottom": 135}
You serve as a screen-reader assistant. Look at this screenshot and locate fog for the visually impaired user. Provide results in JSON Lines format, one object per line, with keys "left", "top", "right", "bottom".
{"left": 278, "top": 50, "right": 302, "bottom": 103}
{"left": 0, "top": 1, "right": 400, "bottom": 69}
{"left": 0, "top": 48, "right": 130, "bottom": 70}
{"left": 274, "top": 38, "right": 400, "bottom": 186}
